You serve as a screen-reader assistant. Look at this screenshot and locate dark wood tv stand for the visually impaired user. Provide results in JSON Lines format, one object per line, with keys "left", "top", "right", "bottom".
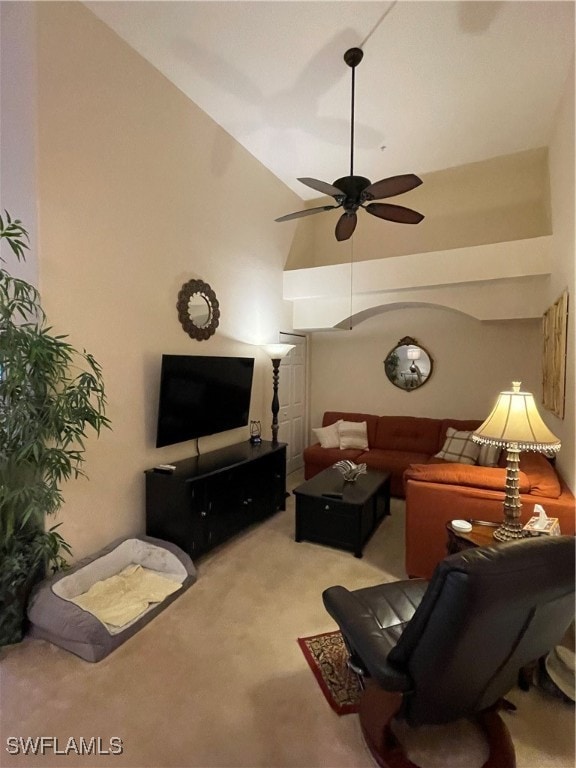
{"left": 145, "top": 440, "right": 287, "bottom": 559}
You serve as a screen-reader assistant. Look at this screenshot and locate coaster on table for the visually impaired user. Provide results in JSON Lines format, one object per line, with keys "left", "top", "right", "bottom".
{"left": 451, "top": 519, "right": 472, "bottom": 533}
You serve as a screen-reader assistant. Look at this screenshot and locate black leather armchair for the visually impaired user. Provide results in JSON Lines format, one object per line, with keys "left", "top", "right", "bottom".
{"left": 323, "top": 535, "right": 575, "bottom": 768}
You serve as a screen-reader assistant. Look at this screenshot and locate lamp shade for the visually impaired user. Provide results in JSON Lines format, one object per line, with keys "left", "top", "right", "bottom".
{"left": 262, "top": 343, "right": 295, "bottom": 360}
{"left": 473, "top": 382, "right": 561, "bottom": 452}
{"left": 406, "top": 346, "right": 421, "bottom": 361}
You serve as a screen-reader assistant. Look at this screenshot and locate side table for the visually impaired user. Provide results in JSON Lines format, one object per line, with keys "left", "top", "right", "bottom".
{"left": 446, "top": 520, "right": 500, "bottom": 554}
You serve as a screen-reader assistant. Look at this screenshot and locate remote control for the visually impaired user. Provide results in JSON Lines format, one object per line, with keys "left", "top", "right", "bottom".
{"left": 154, "top": 464, "right": 176, "bottom": 474}
{"left": 322, "top": 492, "right": 343, "bottom": 499}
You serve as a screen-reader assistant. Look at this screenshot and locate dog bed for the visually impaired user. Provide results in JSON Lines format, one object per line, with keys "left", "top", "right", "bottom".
{"left": 27, "top": 535, "right": 196, "bottom": 662}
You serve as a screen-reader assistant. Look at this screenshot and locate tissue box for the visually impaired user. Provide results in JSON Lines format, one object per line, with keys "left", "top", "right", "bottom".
{"left": 523, "top": 516, "right": 561, "bottom": 536}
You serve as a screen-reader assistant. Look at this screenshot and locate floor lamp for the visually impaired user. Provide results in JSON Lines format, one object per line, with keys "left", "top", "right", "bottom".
{"left": 472, "top": 381, "right": 561, "bottom": 541}
{"left": 262, "top": 344, "right": 295, "bottom": 444}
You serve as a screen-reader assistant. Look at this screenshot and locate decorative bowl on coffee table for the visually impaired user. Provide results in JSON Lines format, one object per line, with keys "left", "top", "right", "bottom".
{"left": 333, "top": 460, "right": 367, "bottom": 483}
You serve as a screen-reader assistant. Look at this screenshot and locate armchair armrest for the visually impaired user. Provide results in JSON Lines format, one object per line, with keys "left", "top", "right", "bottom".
{"left": 322, "top": 583, "right": 427, "bottom": 691}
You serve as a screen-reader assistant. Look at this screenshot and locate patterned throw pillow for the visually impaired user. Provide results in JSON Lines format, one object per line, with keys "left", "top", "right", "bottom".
{"left": 338, "top": 421, "right": 369, "bottom": 450}
{"left": 313, "top": 421, "right": 342, "bottom": 449}
{"left": 477, "top": 443, "right": 502, "bottom": 467}
{"left": 435, "top": 428, "right": 480, "bottom": 465}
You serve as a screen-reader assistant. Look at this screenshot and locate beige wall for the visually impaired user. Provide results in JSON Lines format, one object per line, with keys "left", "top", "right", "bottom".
{"left": 309, "top": 308, "right": 541, "bottom": 433}
{"left": 30, "top": 2, "right": 299, "bottom": 560}
{"left": 286, "top": 148, "right": 552, "bottom": 270}
{"left": 547, "top": 57, "right": 575, "bottom": 489}
{"left": 0, "top": 2, "right": 38, "bottom": 285}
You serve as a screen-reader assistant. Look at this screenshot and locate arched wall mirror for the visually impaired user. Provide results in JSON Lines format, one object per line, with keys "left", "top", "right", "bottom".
{"left": 384, "top": 336, "right": 433, "bottom": 391}
{"left": 177, "top": 279, "right": 220, "bottom": 341}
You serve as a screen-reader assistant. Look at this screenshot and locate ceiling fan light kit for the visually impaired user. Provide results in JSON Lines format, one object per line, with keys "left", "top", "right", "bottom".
{"left": 276, "top": 47, "right": 424, "bottom": 241}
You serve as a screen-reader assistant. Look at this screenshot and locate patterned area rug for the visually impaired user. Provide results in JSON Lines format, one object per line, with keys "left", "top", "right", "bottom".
{"left": 297, "top": 630, "right": 362, "bottom": 715}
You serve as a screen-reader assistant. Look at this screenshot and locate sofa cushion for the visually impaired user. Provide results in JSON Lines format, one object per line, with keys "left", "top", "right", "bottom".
{"left": 338, "top": 420, "right": 369, "bottom": 450}
{"left": 374, "top": 416, "right": 441, "bottom": 455}
{"left": 303, "top": 445, "right": 365, "bottom": 475}
{"left": 518, "top": 452, "right": 562, "bottom": 498}
{"left": 435, "top": 428, "right": 480, "bottom": 465}
{"left": 405, "top": 462, "right": 531, "bottom": 493}
{"left": 363, "top": 449, "right": 431, "bottom": 497}
{"left": 364, "top": 449, "right": 432, "bottom": 473}
{"left": 322, "top": 412, "right": 379, "bottom": 447}
{"left": 412, "top": 452, "right": 563, "bottom": 499}
{"left": 312, "top": 420, "right": 342, "bottom": 449}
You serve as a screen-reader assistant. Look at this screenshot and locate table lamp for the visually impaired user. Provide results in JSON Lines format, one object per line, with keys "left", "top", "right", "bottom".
{"left": 472, "top": 382, "right": 561, "bottom": 541}
{"left": 406, "top": 345, "right": 421, "bottom": 373}
{"left": 262, "top": 344, "right": 295, "bottom": 443}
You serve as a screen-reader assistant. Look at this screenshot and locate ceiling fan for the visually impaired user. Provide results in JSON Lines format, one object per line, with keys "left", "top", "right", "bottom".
{"left": 275, "top": 47, "right": 424, "bottom": 242}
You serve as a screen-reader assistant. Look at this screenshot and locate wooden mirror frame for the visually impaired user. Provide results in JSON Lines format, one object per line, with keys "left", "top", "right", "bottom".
{"left": 176, "top": 279, "right": 220, "bottom": 341}
{"left": 384, "top": 336, "right": 433, "bottom": 392}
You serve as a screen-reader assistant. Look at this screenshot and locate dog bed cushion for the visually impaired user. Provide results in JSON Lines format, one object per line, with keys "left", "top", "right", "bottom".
{"left": 66, "top": 563, "right": 182, "bottom": 630}
{"left": 27, "top": 535, "right": 196, "bottom": 662}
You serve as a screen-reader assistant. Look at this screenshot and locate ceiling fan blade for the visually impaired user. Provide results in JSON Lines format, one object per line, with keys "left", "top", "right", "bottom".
{"left": 335, "top": 212, "right": 357, "bottom": 241}
{"left": 298, "top": 177, "right": 346, "bottom": 198}
{"left": 363, "top": 174, "right": 423, "bottom": 201}
{"left": 365, "top": 202, "right": 424, "bottom": 225}
{"left": 275, "top": 204, "right": 338, "bottom": 223}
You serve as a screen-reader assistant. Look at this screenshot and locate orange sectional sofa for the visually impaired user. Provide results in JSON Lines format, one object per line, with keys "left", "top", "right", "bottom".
{"left": 304, "top": 411, "right": 576, "bottom": 579}
{"left": 303, "top": 411, "right": 482, "bottom": 497}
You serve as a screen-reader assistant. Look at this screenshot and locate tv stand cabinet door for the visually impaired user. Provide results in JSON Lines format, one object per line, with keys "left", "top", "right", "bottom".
{"left": 245, "top": 448, "right": 287, "bottom": 520}
{"left": 145, "top": 474, "right": 206, "bottom": 558}
{"left": 272, "top": 447, "right": 287, "bottom": 513}
{"left": 204, "top": 470, "right": 250, "bottom": 550}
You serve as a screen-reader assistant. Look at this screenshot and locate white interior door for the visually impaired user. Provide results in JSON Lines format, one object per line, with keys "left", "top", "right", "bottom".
{"left": 277, "top": 334, "right": 307, "bottom": 475}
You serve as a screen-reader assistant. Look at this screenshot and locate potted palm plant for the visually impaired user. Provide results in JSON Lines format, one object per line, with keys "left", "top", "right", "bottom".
{"left": 0, "top": 212, "right": 110, "bottom": 646}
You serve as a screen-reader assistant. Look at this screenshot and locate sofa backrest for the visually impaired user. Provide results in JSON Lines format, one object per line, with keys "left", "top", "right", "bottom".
{"left": 374, "top": 416, "right": 442, "bottom": 455}
{"left": 322, "top": 411, "right": 380, "bottom": 447}
{"left": 319, "top": 412, "right": 484, "bottom": 457}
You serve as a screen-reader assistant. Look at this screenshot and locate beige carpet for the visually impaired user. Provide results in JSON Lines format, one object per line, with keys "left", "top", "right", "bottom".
{"left": 0, "top": 469, "right": 574, "bottom": 768}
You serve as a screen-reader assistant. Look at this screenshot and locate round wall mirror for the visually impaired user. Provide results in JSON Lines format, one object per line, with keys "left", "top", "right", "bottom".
{"left": 177, "top": 279, "right": 220, "bottom": 341}
{"left": 384, "top": 336, "right": 433, "bottom": 391}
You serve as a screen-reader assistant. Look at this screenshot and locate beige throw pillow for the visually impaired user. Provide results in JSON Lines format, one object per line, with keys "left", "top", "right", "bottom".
{"left": 435, "top": 428, "right": 480, "bottom": 465}
{"left": 477, "top": 443, "right": 502, "bottom": 467}
{"left": 338, "top": 420, "right": 369, "bottom": 450}
{"left": 312, "top": 420, "right": 342, "bottom": 449}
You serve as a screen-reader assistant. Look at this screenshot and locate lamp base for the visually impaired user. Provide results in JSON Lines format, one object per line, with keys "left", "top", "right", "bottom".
{"left": 493, "top": 521, "right": 526, "bottom": 542}
{"left": 493, "top": 445, "right": 527, "bottom": 542}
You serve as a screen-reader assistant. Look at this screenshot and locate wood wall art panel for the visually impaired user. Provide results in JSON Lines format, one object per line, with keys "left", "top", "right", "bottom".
{"left": 542, "top": 290, "right": 569, "bottom": 419}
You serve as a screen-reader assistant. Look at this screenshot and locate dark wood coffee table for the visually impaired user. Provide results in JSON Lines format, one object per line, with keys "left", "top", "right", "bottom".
{"left": 293, "top": 467, "right": 391, "bottom": 557}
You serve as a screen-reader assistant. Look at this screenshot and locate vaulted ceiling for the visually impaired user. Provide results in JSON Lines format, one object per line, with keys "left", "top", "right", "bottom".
{"left": 84, "top": 1, "right": 574, "bottom": 200}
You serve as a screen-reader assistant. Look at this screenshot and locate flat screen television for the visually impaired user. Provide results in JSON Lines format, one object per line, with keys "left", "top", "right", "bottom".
{"left": 155, "top": 355, "right": 255, "bottom": 448}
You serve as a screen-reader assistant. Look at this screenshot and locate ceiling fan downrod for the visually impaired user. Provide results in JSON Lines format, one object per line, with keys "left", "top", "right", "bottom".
{"left": 344, "top": 47, "right": 364, "bottom": 179}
